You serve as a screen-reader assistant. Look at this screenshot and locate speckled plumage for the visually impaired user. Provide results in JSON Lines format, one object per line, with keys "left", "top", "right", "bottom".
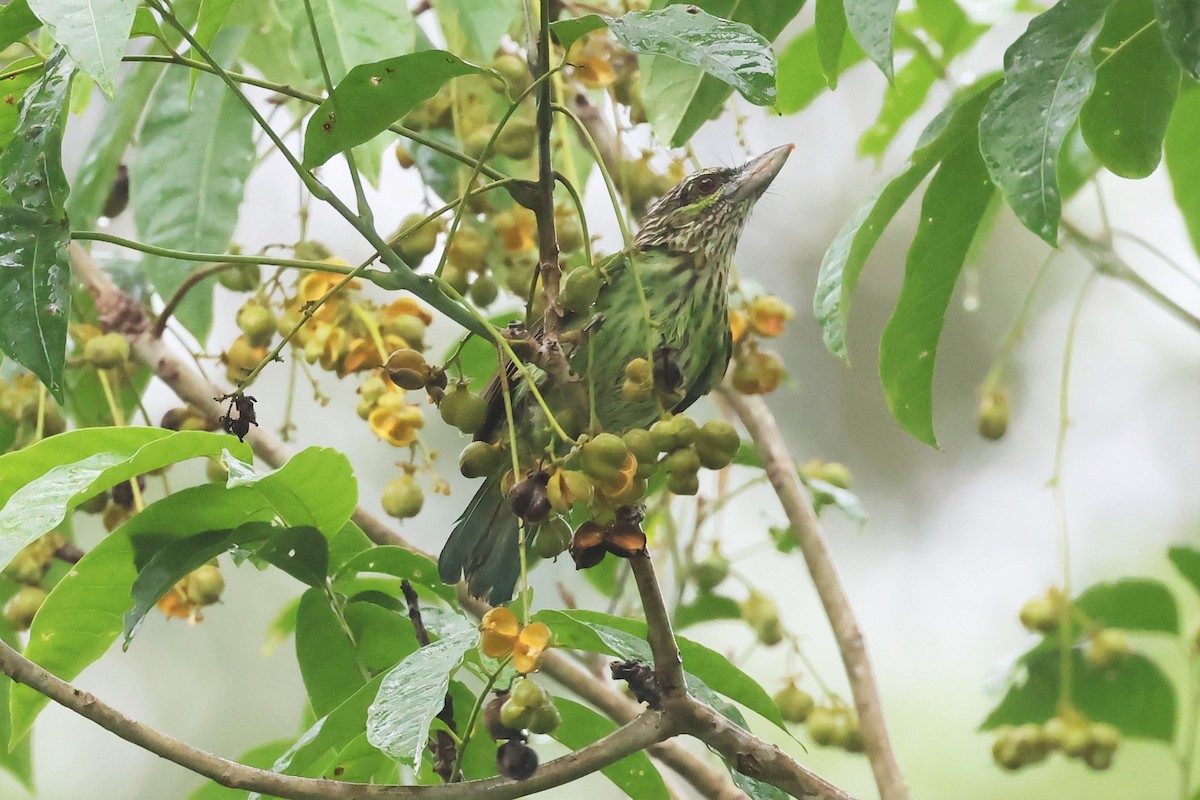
{"left": 440, "top": 147, "right": 792, "bottom": 602}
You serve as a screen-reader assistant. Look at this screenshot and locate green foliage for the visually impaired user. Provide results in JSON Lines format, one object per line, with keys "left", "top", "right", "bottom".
{"left": 1154, "top": 0, "right": 1200, "bottom": 80}
{"left": 26, "top": 0, "right": 137, "bottom": 95}
{"left": 1164, "top": 86, "right": 1200, "bottom": 257}
{"left": 1074, "top": 579, "right": 1179, "bottom": 633}
{"left": 551, "top": 697, "right": 671, "bottom": 800}
{"left": 0, "top": 50, "right": 75, "bottom": 402}
{"left": 0, "top": 1, "right": 41, "bottom": 52}
{"left": 843, "top": 0, "right": 900, "bottom": 81}
{"left": 297, "top": 586, "right": 368, "bottom": 715}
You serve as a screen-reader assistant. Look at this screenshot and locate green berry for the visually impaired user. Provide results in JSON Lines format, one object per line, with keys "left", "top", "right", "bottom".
{"left": 469, "top": 275, "right": 500, "bottom": 307}
{"left": 236, "top": 302, "right": 276, "bottom": 348}
{"left": 499, "top": 698, "right": 533, "bottom": 730}
{"left": 84, "top": 333, "right": 130, "bottom": 369}
{"left": 217, "top": 263, "right": 260, "bottom": 292}
{"left": 440, "top": 385, "right": 489, "bottom": 435}
{"left": 1086, "top": 628, "right": 1131, "bottom": 668}
{"left": 1018, "top": 596, "right": 1059, "bottom": 634}
{"left": 559, "top": 267, "right": 600, "bottom": 313}
{"left": 691, "top": 549, "right": 729, "bottom": 592}
{"left": 460, "top": 442, "right": 505, "bottom": 479}
{"left": 773, "top": 684, "right": 815, "bottom": 724}
{"left": 382, "top": 475, "right": 424, "bottom": 519}
{"left": 511, "top": 677, "right": 547, "bottom": 709}
{"left": 806, "top": 706, "right": 838, "bottom": 747}
{"left": 580, "top": 433, "right": 629, "bottom": 480}
{"left": 535, "top": 518, "right": 572, "bottom": 559}
{"left": 527, "top": 702, "right": 562, "bottom": 734}
{"left": 3, "top": 585, "right": 47, "bottom": 631}
{"left": 695, "top": 419, "right": 740, "bottom": 469}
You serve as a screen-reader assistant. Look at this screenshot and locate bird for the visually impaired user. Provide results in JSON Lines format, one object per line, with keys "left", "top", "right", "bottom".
{"left": 439, "top": 144, "right": 793, "bottom": 603}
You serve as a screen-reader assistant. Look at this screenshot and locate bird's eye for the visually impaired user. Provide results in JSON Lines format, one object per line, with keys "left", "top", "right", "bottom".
{"left": 694, "top": 176, "right": 718, "bottom": 196}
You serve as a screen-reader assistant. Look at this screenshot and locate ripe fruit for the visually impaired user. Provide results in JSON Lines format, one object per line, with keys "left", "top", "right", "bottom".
{"left": 507, "top": 473, "right": 552, "bottom": 525}
{"left": 382, "top": 474, "right": 424, "bottom": 519}
{"left": 496, "top": 739, "right": 538, "bottom": 781}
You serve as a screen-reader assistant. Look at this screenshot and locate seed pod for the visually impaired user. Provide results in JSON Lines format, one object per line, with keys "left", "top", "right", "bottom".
{"left": 392, "top": 213, "right": 440, "bottom": 266}
{"left": 236, "top": 302, "right": 276, "bottom": 348}
{"left": 496, "top": 739, "right": 538, "bottom": 781}
{"left": 217, "top": 263, "right": 261, "bottom": 292}
{"left": 493, "top": 120, "right": 537, "bottom": 160}
{"left": 579, "top": 433, "right": 629, "bottom": 480}
{"left": 469, "top": 275, "right": 499, "bottom": 307}
{"left": 547, "top": 470, "right": 593, "bottom": 514}
{"left": 440, "top": 384, "right": 489, "bottom": 435}
{"left": 991, "top": 727, "right": 1022, "bottom": 770}
{"left": 499, "top": 697, "right": 534, "bottom": 730}
{"left": 511, "top": 677, "right": 547, "bottom": 709}
{"left": 183, "top": 564, "right": 225, "bottom": 606}
{"left": 731, "top": 348, "right": 786, "bottom": 395}
{"left": 806, "top": 706, "right": 838, "bottom": 747}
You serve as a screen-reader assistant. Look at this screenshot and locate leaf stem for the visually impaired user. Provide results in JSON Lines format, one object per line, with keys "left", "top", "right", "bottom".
{"left": 449, "top": 657, "right": 510, "bottom": 782}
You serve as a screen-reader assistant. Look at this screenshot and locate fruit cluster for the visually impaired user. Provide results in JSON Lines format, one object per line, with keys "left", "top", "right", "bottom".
{"left": 992, "top": 713, "right": 1120, "bottom": 771}
{"left": 1018, "top": 589, "right": 1132, "bottom": 668}
{"left": 1, "top": 532, "right": 66, "bottom": 631}
{"left": 806, "top": 703, "right": 865, "bottom": 753}
{"left": 728, "top": 294, "right": 792, "bottom": 395}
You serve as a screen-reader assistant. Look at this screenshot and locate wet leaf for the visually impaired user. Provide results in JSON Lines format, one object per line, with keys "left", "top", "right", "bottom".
{"left": 336, "top": 545, "right": 455, "bottom": 602}
{"left": 979, "top": 0, "right": 1112, "bottom": 245}
{"left": 131, "top": 30, "right": 253, "bottom": 339}
{"left": 775, "top": 24, "right": 866, "bottom": 114}
{"left": 816, "top": 0, "right": 849, "bottom": 86}
{"left": 0, "top": 59, "right": 42, "bottom": 152}
{"left": 255, "top": 525, "right": 330, "bottom": 587}
{"left": 1081, "top": 0, "right": 1180, "bottom": 178}
{"left": 550, "top": 13, "right": 607, "bottom": 52}
{"left": 639, "top": 0, "right": 802, "bottom": 147}
{"left": 297, "top": 586, "right": 367, "bottom": 715}
{"left": 0, "top": 0, "right": 41, "bottom": 52}
{"left": 27, "top": 0, "right": 136, "bottom": 95}
{"left": 1165, "top": 85, "right": 1200, "bottom": 257}
{"left": 0, "top": 50, "right": 75, "bottom": 402}
{"left": 815, "top": 79, "right": 996, "bottom": 363}
{"left": 879, "top": 135, "right": 995, "bottom": 446}
{"left": 844, "top": 0, "right": 899, "bottom": 80}
{"left": 303, "top": 51, "right": 486, "bottom": 169}
{"left": 189, "top": 0, "right": 236, "bottom": 98}
{"left": 365, "top": 625, "right": 476, "bottom": 771}
{"left": 1154, "top": 0, "right": 1200, "bottom": 79}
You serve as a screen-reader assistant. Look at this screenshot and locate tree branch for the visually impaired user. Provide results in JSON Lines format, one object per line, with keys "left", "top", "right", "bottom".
{"left": 629, "top": 552, "right": 685, "bottom": 697}
{"left": 720, "top": 388, "right": 908, "bottom": 800}
{"left": 0, "top": 634, "right": 674, "bottom": 800}
{"left": 528, "top": 0, "right": 563, "bottom": 336}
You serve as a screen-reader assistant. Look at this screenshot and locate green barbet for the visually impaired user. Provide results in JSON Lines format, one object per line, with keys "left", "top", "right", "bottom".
{"left": 440, "top": 145, "right": 793, "bottom": 602}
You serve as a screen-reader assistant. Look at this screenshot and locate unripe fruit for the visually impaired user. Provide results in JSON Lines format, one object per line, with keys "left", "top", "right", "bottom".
{"left": 978, "top": 388, "right": 1009, "bottom": 441}
{"left": 650, "top": 415, "right": 697, "bottom": 452}
{"left": 731, "top": 349, "right": 786, "bottom": 395}
{"left": 559, "top": 267, "right": 600, "bottom": 313}
{"left": 84, "top": 332, "right": 130, "bottom": 369}
{"left": 622, "top": 376, "right": 654, "bottom": 403}
{"left": 3, "top": 585, "right": 47, "bottom": 631}
{"left": 184, "top": 564, "right": 225, "bottom": 606}
{"left": 496, "top": 739, "right": 538, "bottom": 781}
{"left": 381, "top": 314, "right": 427, "bottom": 351}
{"left": 622, "top": 429, "right": 659, "bottom": 476}
{"left": 446, "top": 225, "right": 489, "bottom": 272}
{"left": 102, "top": 502, "right": 130, "bottom": 532}
{"left": 535, "top": 518, "right": 572, "bottom": 559}
{"left": 1018, "top": 596, "right": 1059, "bottom": 634}
{"left": 527, "top": 702, "right": 561, "bottom": 734}
{"left": 579, "top": 433, "right": 629, "bottom": 480}
{"left": 491, "top": 53, "right": 531, "bottom": 95}
{"left": 806, "top": 706, "right": 838, "bottom": 746}
{"left": 499, "top": 697, "right": 534, "bottom": 730}
{"left": 394, "top": 142, "right": 415, "bottom": 169}
{"left": 392, "top": 213, "right": 440, "bottom": 266}
{"left": 293, "top": 240, "right": 333, "bottom": 261}
{"left": 547, "top": 470, "right": 593, "bottom": 513}
{"left": 695, "top": 419, "right": 740, "bottom": 470}
{"left": 217, "top": 263, "right": 260, "bottom": 292}
{"left": 223, "top": 335, "right": 264, "bottom": 384}
{"left": 741, "top": 593, "right": 783, "bottom": 645}
{"left": 469, "top": 275, "right": 499, "bottom": 307}
{"left": 691, "top": 549, "right": 729, "bottom": 592}
{"left": 774, "top": 684, "right": 815, "bottom": 724}
{"left": 382, "top": 475, "right": 424, "bottom": 519}
{"left": 1060, "top": 723, "right": 1092, "bottom": 758}
{"left": 236, "top": 302, "right": 276, "bottom": 348}
{"left": 493, "top": 120, "right": 537, "bottom": 160}
{"left": 556, "top": 209, "right": 584, "bottom": 253}
{"left": 439, "top": 385, "right": 489, "bottom": 435}
{"left": 661, "top": 446, "right": 701, "bottom": 477}
{"left": 485, "top": 692, "right": 521, "bottom": 740}
{"left": 1084, "top": 745, "right": 1114, "bottom": 770}
{"left": 1087, "top": 628, "right": 1131, "bottom": 669}
{"left": 511, "top": 677, "right": 547, "bottom": 709}
{"left": 459, "top": 442, "right": 506, "bottom": 479}
{"left": 991, "top": 727, "right": 1022, "bottom": 770}
{"left": 1013, "top": 723, "right": 1048, "bottom": 764}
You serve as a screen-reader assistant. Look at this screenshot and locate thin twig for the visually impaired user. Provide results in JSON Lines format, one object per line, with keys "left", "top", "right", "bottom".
{"left": 629, "top": 553, "right": 685, "bottom": 696}
{"left": 721, "top": 388, "right": 909, "bottom": 800}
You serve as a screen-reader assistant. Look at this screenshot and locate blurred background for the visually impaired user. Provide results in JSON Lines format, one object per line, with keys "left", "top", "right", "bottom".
{"left": 4, "top": 4, "right": 1199, "bottom": 799}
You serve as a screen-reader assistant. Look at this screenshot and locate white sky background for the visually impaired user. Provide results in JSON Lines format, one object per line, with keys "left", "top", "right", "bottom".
{"left": 10, "top": 8, "right": 1200, "bottom": 799}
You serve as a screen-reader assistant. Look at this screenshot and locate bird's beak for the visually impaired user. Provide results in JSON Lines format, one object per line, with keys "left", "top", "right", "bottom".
{"left": 729, "top": 144, "right": 794, "bottom": 203}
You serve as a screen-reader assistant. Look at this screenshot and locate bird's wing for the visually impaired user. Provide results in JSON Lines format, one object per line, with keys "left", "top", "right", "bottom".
{"left": 673, "top": 323, "right": 732, "bottom": 415}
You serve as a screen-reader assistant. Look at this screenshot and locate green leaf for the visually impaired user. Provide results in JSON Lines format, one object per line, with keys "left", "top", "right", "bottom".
{"left": 130, "top": 6, "right": 165, "bottom": 40}
{"left": 255, "top": 525, "right": 330, "bottom": 587}
{"left": 0, "top": 584, "right": 32, "bottom": 789}
{"left": 844, "top": 0, "right": 899, "bottom": 80}
{"left": 336, "top": 545, "right": 455, "bottom": 602}
{"left": 1165, "top": 86, "right": 1200, "bottom": 258}
{"left": 731, "top": 770, "right": 789, "bottom": 800}
{"left": 775, "top": 26, "right": 867, "bottom": 114}
{"left": 225, "top": 446, "right": 358, "bottom": 537}
{"left": 131, "top": 30, "right": 254, "bottom": 339}
{"left": 188, "top": 739, "right": 294, "bottom": 800}
{"left": 803, "top": 477, "right": 869, "bottom": 526}
{"left": 297, "top": 587, "right": 366, "bottom": 716}
{"left": 365, "top": 625, "right": 477, "bottom": 771}
{"left": 551, "top": 697, "right": 670, "bottom": 800}
{"left": 979, "top": 0, "right": 1112, "bottom": 245}
{"left": 982, "top": 650, "right": 1176, "bottom": 741}
{"left": 227, "top": 0, "right": 305, "bottom": 86}
{"left": 534, "top": 608, "right": 789, "bottom": 732}
{"left": 816, "top": 0, "right": 849, "bottom": 87}
{"left": 550, "top": 13, "right": 607, "bottom": 52}
{"left": 611, "top": 5, "right": 778, "bottom": 107}
{"left": 191, "top": 0, "right": 237, "bottom": 94}
{"left": 27, "top": 0, "right": 136, "bottom": 95}
{"left": 285, "top": 0, "right": 415, "bottom": 83}
{"left": 10, "top": 482, "right": 274, "bottom": 742}
{"left": 344, "top": 599, "right": 421, "bottom": 673}
{"left": 675, "top": 592, "right": 741, "bottom": 629}
{"left": 444, "top": 313, "right": 518, "bottom": 390}
{"left": 1058, "top": 123, "right": 1102, "bottom": 199}
{"left": 0, "top": 0, "right": 41, "bottom": 51}
{"left": 1154, "top": 0, "right": 1200, "bottom": 80}
{"left": 1075, "top": 578, "right": 1179, "bottom": 633}
{"left": 1169, "top": 545, "right": 1200, "bottom": 595}
{"left": 0, "top": 428, "right": 250, "bottom": 573}
{"left": 63, "top": 359, "right": 152, "bottom": 429}
{"left": 0, "top": 50, "right": 75, "bottom": 402}
{"left": 65, "top": 58, "right": 163, "bottom": 231}
{"left": 815, "top": 79, "right": 996, "bottom": 363}
{"left": 430, "top": 0, "right": 518, "bottom": 60}
{"left": 1080, "top": 0, "right": 1180, "bottom": 178}
{"left": 879, "top": 136, "right": 995, "bottom": 446}
{"left": 124, "top": 523, "right": 275, "bottom": 647}
{"left": 639, "top": 0, "right": 804, "bottom": 147}
{"left": 0, "top": 60, "right": 42, "bottom": 153}
{"left": 302, "top": 51, "right": 486, "bottom": 169}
